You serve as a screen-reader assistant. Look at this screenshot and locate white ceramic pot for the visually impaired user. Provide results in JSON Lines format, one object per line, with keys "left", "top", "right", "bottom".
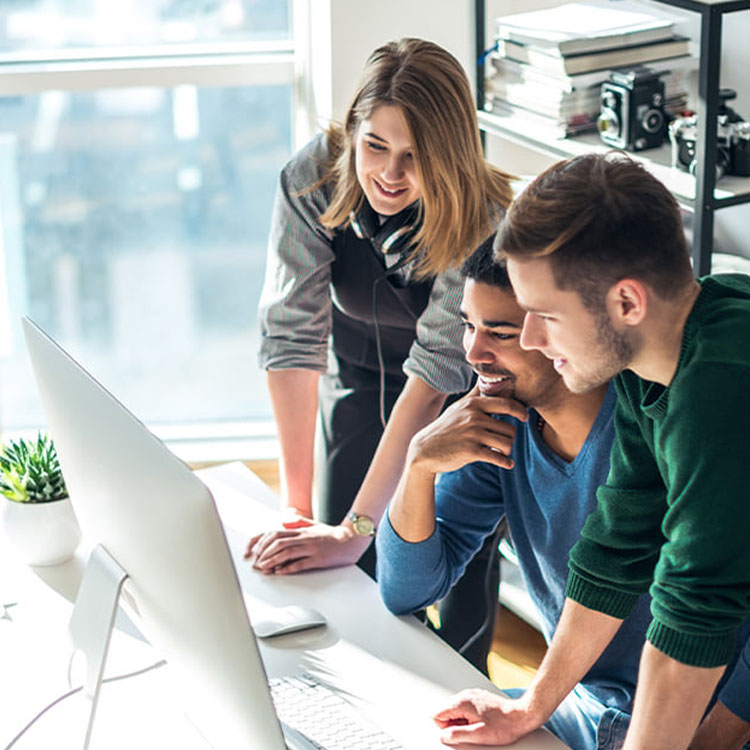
{"left": 0, "top": 495, "right": 82, "bottom": 566}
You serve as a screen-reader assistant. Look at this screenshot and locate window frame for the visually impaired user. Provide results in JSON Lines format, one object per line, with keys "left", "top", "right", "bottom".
{"left": 0, "top": 40, "right": 296, "bottom": 94}
{"left": 0, "top": 2, "right": 315, "bottom": 461}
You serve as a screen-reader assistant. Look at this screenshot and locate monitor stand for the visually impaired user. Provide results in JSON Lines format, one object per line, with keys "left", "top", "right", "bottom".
{"left": 69, "top": 544, "right": 128, "bottom": 749}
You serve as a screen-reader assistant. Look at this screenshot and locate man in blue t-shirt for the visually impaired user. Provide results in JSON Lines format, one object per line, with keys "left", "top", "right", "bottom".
{"left": 376, "top": 237, "right": 750, "bottom": 750}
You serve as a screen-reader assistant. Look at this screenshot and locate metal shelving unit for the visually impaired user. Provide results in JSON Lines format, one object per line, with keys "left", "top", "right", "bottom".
{"left": 476, "top": 0, "right": 750, "bottom": 275}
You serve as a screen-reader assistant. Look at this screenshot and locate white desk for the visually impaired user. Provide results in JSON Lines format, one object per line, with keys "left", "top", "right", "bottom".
{"left": 0, "top": 463, "right": 566, "bottom": 750}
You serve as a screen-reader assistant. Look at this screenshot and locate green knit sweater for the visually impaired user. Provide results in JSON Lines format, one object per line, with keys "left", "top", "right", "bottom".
{"left": 566, "top": 274, "right": 750, "bottom": 668}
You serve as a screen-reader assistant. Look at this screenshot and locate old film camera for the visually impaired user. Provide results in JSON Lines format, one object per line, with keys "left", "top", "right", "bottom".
{"left": 597, "top": 66, "right": 666, "bottom": 151}
{"left": 669, "top": 89, "right": 750, "bottom": 180}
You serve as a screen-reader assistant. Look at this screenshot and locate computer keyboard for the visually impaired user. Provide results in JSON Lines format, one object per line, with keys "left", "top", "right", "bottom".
{"left": 270, "top": 673, "right": 405, "bottom": 750}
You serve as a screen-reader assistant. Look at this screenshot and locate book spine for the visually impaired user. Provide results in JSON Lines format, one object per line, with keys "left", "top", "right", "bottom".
{"left": 488, "top": 51, "right": 696, "bottom": 92}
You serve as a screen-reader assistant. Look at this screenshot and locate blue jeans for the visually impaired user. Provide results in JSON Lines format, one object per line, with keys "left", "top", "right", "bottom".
{"left": 504, "top": 686, "right": 629, "bottom": 750}
{"left": 506, "top": 686, "right": 750, "bottom": 750}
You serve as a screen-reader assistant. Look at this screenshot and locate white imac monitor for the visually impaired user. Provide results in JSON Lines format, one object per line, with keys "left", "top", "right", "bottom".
{"left": 22, "top": 317, "right": 288, "bottom": 749}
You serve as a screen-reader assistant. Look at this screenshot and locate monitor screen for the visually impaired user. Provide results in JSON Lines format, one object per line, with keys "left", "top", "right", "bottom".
{"left": 22, "top": 317, "right": 286, "bottom": 749}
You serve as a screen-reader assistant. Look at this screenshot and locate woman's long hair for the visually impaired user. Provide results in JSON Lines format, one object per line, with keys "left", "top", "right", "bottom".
{"left": 318, "top": 38, "right": 515, "bottom": 277}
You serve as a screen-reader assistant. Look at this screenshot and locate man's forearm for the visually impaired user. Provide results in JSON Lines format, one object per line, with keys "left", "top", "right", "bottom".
{"left": 522, "top": 599, "right": 624, "bottom": 725}
{"left": 387, "top": 455, "right": 438, "bottom": 543}
{"left": 624, "top": 642, "right": 726, "bottom": 750}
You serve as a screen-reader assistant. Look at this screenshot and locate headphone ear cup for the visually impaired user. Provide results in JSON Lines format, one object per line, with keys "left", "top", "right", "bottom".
{"left": 373, "top": 204, "right": 421, "bottom": 255}
{"left": 373, "top": 217, "right": 418, "bottom": 254}
{"left": 350, "top": 202, "right": 381, "bottom": 241}
{"left": 351, "top": 203, "right": 421, "bottom": 255}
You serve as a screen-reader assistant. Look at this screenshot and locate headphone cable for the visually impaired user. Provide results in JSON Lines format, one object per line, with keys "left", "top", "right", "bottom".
{"left": 372, "top": 274, "right": 389, "bottom": 429}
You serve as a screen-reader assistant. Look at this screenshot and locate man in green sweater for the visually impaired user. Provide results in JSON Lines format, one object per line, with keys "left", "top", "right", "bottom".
{"left": 432, "top": 153, "right": 750, "bottom": 750}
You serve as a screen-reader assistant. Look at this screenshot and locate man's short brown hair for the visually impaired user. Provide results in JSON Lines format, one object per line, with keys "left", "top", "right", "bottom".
{"left": 495, "top": 152, "right": 694, "bottom": 312}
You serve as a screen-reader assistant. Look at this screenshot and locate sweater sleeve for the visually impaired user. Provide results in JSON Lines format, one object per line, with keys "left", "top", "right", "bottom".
{"left": 258, "top": 136, "right": 335, "bottom": 372}
{"left": 570, "top": 365, "right": 750, "bottom": 667}
{"left": 645, "top": 363, "right": 750, "bottom": 666}
{"left": 567, "top": 381, "right": 667, "bottom": 619}
{"left": 376, "top": 460, "right": 504, "bottom": 615}
{"left": 403, "top": 265, "right": 473, "bottom": 394}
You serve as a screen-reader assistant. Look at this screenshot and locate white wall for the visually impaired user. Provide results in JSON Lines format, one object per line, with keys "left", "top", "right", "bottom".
{"left": 310, "top": 0, "right": 473, "bottom": 125}
{"left": 715, "top": 9, "right": 750, "bottom": 257}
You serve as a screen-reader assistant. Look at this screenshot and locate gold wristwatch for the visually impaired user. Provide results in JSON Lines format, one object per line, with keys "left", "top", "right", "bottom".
{"left": 347, "top": 512, "right": 376, "bottom": 537}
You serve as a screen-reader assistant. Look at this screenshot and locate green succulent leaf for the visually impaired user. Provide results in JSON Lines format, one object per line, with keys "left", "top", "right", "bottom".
{"left": 0, "top": 433, "right": 68, "bottom": 503}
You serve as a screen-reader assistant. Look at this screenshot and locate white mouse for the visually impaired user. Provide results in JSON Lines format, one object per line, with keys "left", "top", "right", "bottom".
{"left": 253, "top": 604, "right": 328, "bottom": 638}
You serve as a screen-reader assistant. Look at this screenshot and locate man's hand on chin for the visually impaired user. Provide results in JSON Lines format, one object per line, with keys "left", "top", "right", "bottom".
{"left": 408, "top": 384, "right": 528, "bottom": 476}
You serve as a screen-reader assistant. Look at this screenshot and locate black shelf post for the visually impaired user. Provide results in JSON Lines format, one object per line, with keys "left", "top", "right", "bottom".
{"left": 692, "top": 4, "right": 722, "bottom": 276}
{"left": 476, "top": 0, "right": 487, "bottom": 150}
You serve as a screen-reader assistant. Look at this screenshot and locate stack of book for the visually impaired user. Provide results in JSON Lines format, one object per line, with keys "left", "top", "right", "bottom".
{"left": 485, "top": 2, "right": 695, "bottom": 139}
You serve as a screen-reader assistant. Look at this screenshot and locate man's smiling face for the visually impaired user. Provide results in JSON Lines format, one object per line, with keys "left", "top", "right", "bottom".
{"left": 506, "top": 256, "right": 634, "bottom": 394}
{"left": 461, "top": 277, "right": 564, "bottom": 409}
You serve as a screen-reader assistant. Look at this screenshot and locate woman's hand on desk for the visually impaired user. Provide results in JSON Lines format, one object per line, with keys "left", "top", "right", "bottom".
{"left": 244, "top": 521, "right": 372, "bottom": 574}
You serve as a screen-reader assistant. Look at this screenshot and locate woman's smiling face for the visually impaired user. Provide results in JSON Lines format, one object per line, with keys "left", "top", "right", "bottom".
{"left": 355, "top": 104, "right": 422, "bottom": 216}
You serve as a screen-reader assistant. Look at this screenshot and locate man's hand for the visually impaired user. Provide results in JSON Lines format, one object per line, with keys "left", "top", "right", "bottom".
{"left": 433, "top": 689, "right": 543, "bottom": 746}
{"left": 244, "top": 521, "right": 371, "bottom": 574}
{"left": 387, "top": 385, "right": 529, "bottom": 544}
{"left": 408, "top": 385, "right": 528, "bottom": 476}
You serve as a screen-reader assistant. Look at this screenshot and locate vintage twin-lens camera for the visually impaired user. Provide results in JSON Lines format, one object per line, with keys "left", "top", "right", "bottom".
{"left": 669, "top": 89, "right": 750, "bottom": 180}
{"left": 597, "top": 67, "right": 666, "bottom": 151}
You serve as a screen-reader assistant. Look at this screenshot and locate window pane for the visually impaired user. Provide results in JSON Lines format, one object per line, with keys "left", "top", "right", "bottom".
{"left": 0, "top": 84, "right": 291, "bottom": 430}
{"left": 0, "top": 0, "right": 291, "bottom": 55}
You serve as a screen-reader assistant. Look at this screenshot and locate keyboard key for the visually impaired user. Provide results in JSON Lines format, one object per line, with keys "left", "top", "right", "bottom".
{"left": 270, "top": 673, "right": 404, "bottom": 750}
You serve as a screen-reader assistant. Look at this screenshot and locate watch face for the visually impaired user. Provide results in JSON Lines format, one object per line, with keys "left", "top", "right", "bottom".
{"left": 352, "top": 514, "right": 375, "bottom": 536}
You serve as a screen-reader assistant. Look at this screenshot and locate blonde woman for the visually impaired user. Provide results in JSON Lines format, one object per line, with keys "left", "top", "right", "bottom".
{"left": 249, "top": 38, "right": 514, "bottom": 582}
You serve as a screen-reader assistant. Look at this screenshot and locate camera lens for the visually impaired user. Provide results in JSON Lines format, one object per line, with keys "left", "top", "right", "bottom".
{"left": 597, "top": 108, "right": 620, "bottom": 136}
{"left": 642, "top": 108, "right": 664, "bottom": 134}
{"left": 678, "top": 142, "right": 694, "bottom": 169}
{"left": 731, "top": 123, "right": 750, "bottom": 176}
{"left": 691, "top": 149, "right": 728, "bottom": 181}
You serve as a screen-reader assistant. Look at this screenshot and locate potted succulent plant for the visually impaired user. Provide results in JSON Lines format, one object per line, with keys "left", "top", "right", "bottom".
{"left": 0, "top": 432, "right": 81, "bottom": 566}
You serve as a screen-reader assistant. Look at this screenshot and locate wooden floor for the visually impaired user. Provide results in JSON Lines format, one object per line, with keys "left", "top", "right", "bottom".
{"left": 489, "top": 604, "right": 546, "bottom": 687}
{"left": 229, "top": 459, "right": 547, "bottom": 687}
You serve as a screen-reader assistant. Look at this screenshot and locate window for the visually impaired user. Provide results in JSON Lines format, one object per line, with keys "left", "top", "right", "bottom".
{"left": 0, "top": 1, "right": 304, "bottom": 459}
